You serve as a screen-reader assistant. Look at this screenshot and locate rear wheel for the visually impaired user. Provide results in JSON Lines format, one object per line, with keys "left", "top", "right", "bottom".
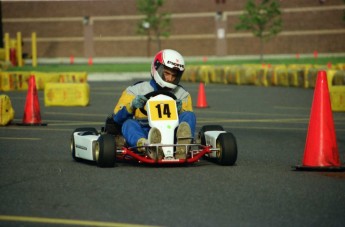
{"left": 95, "top": 134, "right": 116, "bottom": 167}
{"left": 74, "top": 127, "right": 98, "bottom": 134}
{"left": 70, "top": 135, "right": 80, "bottom": 162}
{"left": 216, "top": 132, "right": 237, "bottom": 166}
{"left": 199, "top": 125, "right": 224, "bottom": 145}
{"left": 70, "top": 127, "right": 98, "bottom": 162}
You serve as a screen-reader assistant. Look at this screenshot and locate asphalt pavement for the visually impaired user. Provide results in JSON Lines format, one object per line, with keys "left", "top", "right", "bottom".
{"left": 1, "top": 79, "right": 345, "bottom": 227}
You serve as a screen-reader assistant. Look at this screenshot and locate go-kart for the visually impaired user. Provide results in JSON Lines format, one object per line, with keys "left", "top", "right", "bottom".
{"left": 70, "top": 91, "right": 238, "bottom": 167}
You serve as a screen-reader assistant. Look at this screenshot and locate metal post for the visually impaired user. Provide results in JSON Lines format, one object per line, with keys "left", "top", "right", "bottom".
{"left": 16, "top": 32, "right": 23, "bottom": 67}
{"left": 215, "top": 11, "right": 227, "bottom": 56}
{"left": 215, "top": 0, "right": 227, "bottom": 56}
{"left": 4, "top": 33, "right": 10, "bottom": 62}
{"left": 83, "top": 16, "right": 94, "bottom": 58}
{"left": 32, "top": 32, "right": 37, "bottom": 67}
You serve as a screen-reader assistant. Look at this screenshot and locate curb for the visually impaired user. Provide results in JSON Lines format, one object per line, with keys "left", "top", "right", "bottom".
{"left": 87, "top": 72, "right": 149, "bottom": 82}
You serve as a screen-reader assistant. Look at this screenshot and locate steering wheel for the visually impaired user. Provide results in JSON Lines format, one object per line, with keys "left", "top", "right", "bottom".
{"left": 139, "top": 90, "right": 177, "bottom": 116}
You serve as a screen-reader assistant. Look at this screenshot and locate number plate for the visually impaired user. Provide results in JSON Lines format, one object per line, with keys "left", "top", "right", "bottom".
{"left": 148, "top": 100, "right": 178, "bottom": 121}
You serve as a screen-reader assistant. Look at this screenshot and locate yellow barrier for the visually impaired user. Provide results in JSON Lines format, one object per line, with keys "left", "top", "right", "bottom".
{"left": 181, "top": 67, "right": 191, "bottom": 82}
{"left": 224, "top": 66, "right": 241, "bottom": 85}
{"left": 236, "top": 65, "right": 260, "bottom": 85}
{"left": 276, "top": 69, "right": 289, "bottom": 87}
{"left": 59, "top": 72, "right": 88, "bottom": 83}
{"left": 331, "top": 70, "right": 345, "bottom": 85}
{"left": 0, "top": 49, "right": 5, "bottom": 61}
{"left": 0, "top": 72, "right": 88, "bottom": 91}
{"left": 190, "top": 66, "right": 200, "bottom": 82}
{"left": 182, "top": 65, "right": 344, "bottom": 89}
{"left": 196, "top": 65, "right": 212, "bottom": 83}
{"left": 211, "top": 66, "right": 228, "bottom": 84}
{"left": 0, "top": 94, "right": 15, "bottom": 126}
{"left": 329, "top": 86, "right": 345, "bottom": 111}
{"left": 0, "top": 61, "right": 11, "bottom": 71}
{"left": 266, "top": 68, "right": 277, "bottom": 86}
{"left": 0, "top": 72, "right": 14, "bottom": 91}
{"left": 185, "top": 65, "right": 344, "bottom": 89}
{"left": 44, "top": 83, "right": 90, "bottom": 107}
{"left": 242, "top": 66, "right": 257, "bottom": 85}
{"left": 0, "top": 71, "right": 32, "bottom": 91}
{"left": 33, "top": 72, "right": 60, "bottom": 90}
{"left": 184, "top": 65, "right": 200, "bottom": 82}
{"left": 255, "top": 67, "right": 268, "bottom": 86}
{"left": 313, "top": 64, "right": 328, "bottom": 70}
{"left": 327, "top": 70, "right": 345, "bottom": 111}
{"left": 304, "top": 68, "right": 318, "bottom": 88}
{"left": 287, "top": 69, "right": 304, "bottom": 87}
{"left": 337, "top": 63, "right": 345, "bottom": 70}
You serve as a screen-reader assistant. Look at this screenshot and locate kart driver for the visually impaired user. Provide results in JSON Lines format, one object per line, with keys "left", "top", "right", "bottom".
{"left": 107, "top": 49, "right": 196, "bottom": 160}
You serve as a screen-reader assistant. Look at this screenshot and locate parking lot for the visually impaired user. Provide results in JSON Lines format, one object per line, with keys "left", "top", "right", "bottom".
{"left": 1, "top": 80, "right": 345, "bottom": 227}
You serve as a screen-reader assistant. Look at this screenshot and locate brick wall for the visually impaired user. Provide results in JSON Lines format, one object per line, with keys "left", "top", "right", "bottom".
{"left": 2, "top": 0, "right": 345, "bottom": 58}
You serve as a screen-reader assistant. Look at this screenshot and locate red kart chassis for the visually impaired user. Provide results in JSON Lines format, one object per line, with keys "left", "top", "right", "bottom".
{"left": 117, "top": 144, "right": 214, "bottom": 164}
{"left": 72, "top": 125, "right": 237, "bottom": 167}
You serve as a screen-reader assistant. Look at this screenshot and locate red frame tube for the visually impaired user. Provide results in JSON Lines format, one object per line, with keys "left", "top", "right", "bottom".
{"left": 117, "top": 146, "right": 212, "bottom": 164}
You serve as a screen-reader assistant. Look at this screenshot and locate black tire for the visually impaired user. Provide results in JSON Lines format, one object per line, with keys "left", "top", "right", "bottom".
{"left": 74, "top": 127, "right": 98, "bottom": 135}
{"left": 104, "top": 114, "right": 122, "bottom": 135}
{"left": 95, "top": 134, "right": 116, "bottom": 168}
{"left": 216, "top": 132, "right": 238, "bottom": 166}
{"left": 199, "top": 125, "right": 224, "bottom": 145}
{"left": 70, "top": 127, "right": 98, "bottom": 162}
{"left": 70, "top": 134, "right": 80, "bottom": 162}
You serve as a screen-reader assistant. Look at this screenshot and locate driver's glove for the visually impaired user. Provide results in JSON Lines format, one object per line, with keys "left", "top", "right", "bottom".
{"left": 131, "top": 95, "right": 148, "bottom": 109}
{"left": 176, "top": 99, "right": 182, "bottom": 113}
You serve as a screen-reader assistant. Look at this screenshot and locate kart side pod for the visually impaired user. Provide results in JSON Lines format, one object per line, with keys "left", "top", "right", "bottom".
{"left": 204, "top": 130, "right": 226, "bottom": 158}
{"left": 200, "top": 125, "right": 238, "bottom": 166}
{"left": 72, "top": 131, "right": 99, "bottom": 161}
{"left": 71, "top": 127, "right": 117, "bottom": 167}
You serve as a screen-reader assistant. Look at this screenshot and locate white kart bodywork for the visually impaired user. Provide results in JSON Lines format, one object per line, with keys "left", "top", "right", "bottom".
{"left": 71, "top": 93, "right": 237, "bottom": 166}
{"left": 146, "top": 94, "right": 179, "bottom": 159}
{"left": 204, "top": 130, "right": 226, "bottom": 158}
{"left": 73, "top": 132, "right": 99, "bottom": 161}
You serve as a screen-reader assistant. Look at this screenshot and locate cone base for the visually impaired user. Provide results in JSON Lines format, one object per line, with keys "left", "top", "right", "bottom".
{"left": 195, "top": 105, "right": 210, "bottom": 108}
{"left": 16, "top": 122, "right": 48, "bottom": 126}
{"left": 294, "top": 165, "right": 345, "bottom": 172}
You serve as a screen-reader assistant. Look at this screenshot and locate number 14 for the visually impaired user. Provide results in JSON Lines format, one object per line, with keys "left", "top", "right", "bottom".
{"left": 155, "top": 104, "right": 171, "bottom": 118}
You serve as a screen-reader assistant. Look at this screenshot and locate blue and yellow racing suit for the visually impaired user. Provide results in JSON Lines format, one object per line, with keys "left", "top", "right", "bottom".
{"left": 113, "top": 79, "right": 196, "bottom": 147}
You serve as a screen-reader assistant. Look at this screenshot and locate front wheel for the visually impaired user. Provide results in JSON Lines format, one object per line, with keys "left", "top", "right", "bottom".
{"left": 70, "top": 134, "right": 80, "bottom": 162}
{"left": 216, "top": 132, "right": 237, "bottom": 166}
{"left": 95, "top": 134, "right": 116, "bottom": 167}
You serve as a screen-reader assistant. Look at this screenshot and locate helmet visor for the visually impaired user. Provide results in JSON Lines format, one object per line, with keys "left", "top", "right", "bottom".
{"left": 156, "top": 63, "right": 183, "bottom": 85}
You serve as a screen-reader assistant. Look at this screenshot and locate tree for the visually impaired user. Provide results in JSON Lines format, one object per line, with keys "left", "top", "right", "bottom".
{"left": 235, "top": 0, "right": 282, "bottom": 61}
{"left": 136, "top": 0, "right": 171, "bottom": 56}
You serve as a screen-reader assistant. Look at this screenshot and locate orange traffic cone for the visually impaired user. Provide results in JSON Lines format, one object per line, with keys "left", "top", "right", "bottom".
{"left": 296, "top": 71, "right": 344, "bottom": 171}
{"left": 70, "top": 55, "right": 74, "bottom": 64}
{"left": 196, "top": 82, "right": 208, "bottom": 108}
{"left": 88, "top": 57, "right": 93, "bottom": 66}
{"left": 18, "top": 76, "right": 47, "bottom": 126}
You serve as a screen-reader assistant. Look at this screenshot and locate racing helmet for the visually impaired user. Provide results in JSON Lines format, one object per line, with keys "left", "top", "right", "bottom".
{"left": 151, "top": 49, "right": 185, "bottom": 90}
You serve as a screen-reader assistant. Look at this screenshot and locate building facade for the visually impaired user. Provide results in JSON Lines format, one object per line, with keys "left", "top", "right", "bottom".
{"left": 2, "top": 0, "right": 345, "bottom": 58}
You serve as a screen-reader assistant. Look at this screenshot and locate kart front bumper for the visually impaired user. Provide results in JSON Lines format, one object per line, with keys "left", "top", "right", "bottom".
{"left": 117, "top": 145, "right": 214, "bottom": 164}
